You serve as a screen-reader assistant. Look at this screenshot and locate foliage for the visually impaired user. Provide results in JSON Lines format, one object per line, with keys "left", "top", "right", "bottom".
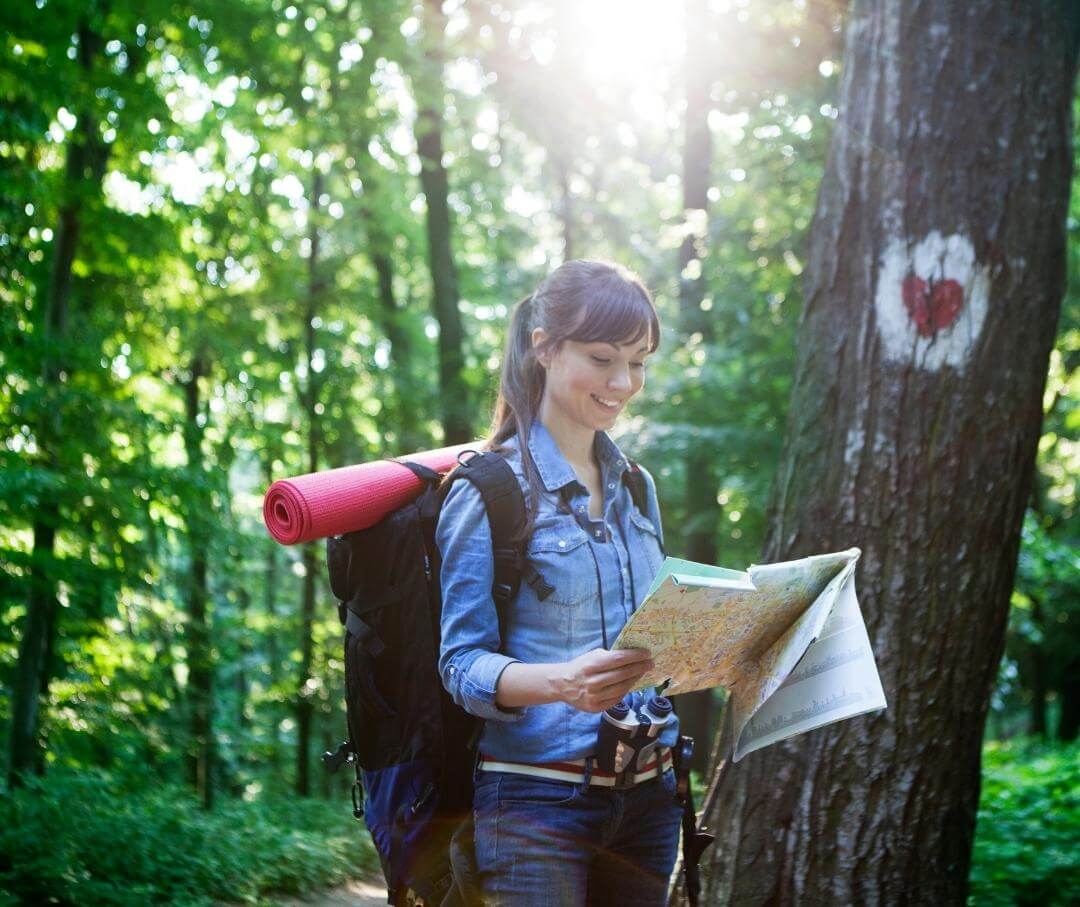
{"left": 969, "top": 740, "right": 1080, "bottom": 906}
{"left": 0, "top": 768, "right": 377, "bottom": 905}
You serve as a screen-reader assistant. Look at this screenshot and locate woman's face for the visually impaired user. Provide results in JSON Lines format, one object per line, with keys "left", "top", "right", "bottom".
{"left": 533, "top": 328, "right": 651, "bottom": 434}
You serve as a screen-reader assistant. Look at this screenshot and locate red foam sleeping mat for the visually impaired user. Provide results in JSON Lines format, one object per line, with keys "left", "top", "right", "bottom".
{"left": 262, "top": 442, "right": 481, "bottom": 545}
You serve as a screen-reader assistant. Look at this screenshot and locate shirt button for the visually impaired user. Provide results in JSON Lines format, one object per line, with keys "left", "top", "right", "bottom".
{"left": 448, "top": 666, "right": 456, "bottom": 675}
{"left": 607, "top": 482, "right": 616, "bottom": 490}
{"left": 558, "top": 540, "right": 567, "bottom": 548}
{"left": 577, "top": 505, "right": 585, "bottom": 514}
{"left": 595, "top": 530, "right": 603, "bottom": 538}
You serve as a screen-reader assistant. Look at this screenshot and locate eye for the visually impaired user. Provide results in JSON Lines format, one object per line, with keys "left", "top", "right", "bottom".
{"left": 631, "top": 362, "right": 646, "bottom": 369}
{"left": 591, "top": 356, "right": 611, "bottom": 365}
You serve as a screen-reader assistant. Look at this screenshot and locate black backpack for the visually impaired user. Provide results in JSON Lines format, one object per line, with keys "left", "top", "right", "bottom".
{"left": 322, "top": 449, "right": 708, "bottom": 906}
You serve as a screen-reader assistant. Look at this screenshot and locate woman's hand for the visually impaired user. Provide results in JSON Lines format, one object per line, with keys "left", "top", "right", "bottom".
{"left": 553, "top": 648, "right": 654, "bottom": 713}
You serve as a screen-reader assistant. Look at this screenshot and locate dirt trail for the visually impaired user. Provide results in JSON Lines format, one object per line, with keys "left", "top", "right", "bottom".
{"left": 271, "top": 877, "right": 387, "bottom": 906}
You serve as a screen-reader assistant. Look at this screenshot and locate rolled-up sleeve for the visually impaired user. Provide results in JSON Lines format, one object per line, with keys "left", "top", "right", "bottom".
{"left": 436, "top": 478, "right": 525, "bottom": 722}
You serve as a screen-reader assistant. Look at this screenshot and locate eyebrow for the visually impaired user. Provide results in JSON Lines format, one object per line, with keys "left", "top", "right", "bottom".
{"left": 603, "top": 342, "right": 651, "bottom": 354}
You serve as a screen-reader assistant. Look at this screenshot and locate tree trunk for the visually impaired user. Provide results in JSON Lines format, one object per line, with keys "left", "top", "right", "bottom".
{"left": 236, "top": 588, "right": 250, "bottom": 735}
{"left": 1027, "top": 596, "right": 1048, "bottom": 738}
{"left": 703, "top": 3, "right": 1079, "bottom": 904}
{"left": 263, "top": 457, "right": 283, "bottom": 770}
{"left": 182, "top": 352, "right": 214, "bottom": 810}
{"left": 296, "top": 169, "right": 324, "bottom": 796}
{"left": 676, "top": 0, "right": 718, "bottom": 775}
{"left": 365, "top": 189, "right": 425, "bottom": 453}
{"left": 557, "top": 158, "right": 575, "bottom": 263}
{"left": 416, "top": 0, "right": 470, "bottom": 443}
{"left": 1058, "top": 661, "right": 1080, "bottom": 741}
{"left": 8, "top": 23, "right": 107, "bottom": 786}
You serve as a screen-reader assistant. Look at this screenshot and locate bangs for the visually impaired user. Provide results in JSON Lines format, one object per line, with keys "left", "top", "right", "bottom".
{"left": 567, "top": 272, "right": 659, "bottom": 353}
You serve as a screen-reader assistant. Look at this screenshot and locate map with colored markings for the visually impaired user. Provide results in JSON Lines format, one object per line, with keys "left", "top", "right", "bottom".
{"left": 613, "top": 549, "right": 887, "bottom": 762}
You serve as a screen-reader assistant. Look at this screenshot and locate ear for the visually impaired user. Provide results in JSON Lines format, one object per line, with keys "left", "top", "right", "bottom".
{"left": 531, "top": 327, "right": 551, "bottom": 368}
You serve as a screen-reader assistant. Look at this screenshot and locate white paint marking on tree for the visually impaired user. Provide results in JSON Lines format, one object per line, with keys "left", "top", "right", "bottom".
{"left": 874, "top": 231, "right": 989, "bottom": 371}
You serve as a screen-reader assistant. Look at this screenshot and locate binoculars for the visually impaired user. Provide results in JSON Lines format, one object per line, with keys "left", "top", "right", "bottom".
{"left": 595, "top": 695, "right": 675, "bottom": 776}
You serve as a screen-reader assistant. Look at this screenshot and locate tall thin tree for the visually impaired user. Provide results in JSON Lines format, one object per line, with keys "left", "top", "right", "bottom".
{"left": 9, "top": 23, "right": 108, "bottom": 785}
{"left": 180, "top": 349, "right": 214, "bottom": 808}
{"left": 676, "top": 0, "right": 720, "bottom": 775}
{"left": 296, "top": 168, "right": 326, "bottom": 796}
{"left": 415, "top": 0, "right": 471, "bottom": 443}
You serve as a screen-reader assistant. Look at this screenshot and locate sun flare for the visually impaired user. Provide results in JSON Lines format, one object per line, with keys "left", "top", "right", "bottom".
{"left": 572, "top": 0, "right": 686, "bottom": 84}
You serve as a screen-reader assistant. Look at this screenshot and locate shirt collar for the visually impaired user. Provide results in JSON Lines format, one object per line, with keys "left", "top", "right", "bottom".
{"left": 525, "top": 420, "right": 629, "bottom": 493}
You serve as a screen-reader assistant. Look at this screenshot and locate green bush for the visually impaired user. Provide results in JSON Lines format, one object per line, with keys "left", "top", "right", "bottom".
{"left": 0, "top": 769, "right": 378, "bottom": 905}
{"left": 969, "top": 739, "right": 1080, "bottom": 906}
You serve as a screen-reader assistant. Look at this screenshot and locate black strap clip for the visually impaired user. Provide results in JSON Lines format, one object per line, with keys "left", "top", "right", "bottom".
{"left": 322, "top": 740, "right": 356, "bottom": 774}
{"left": 522, "top": 563, "right": 554, "bottom": 602}
{"left": 491, "top": 546, "right": 520, "bottom": 605}
{"left": 351, "top": 777, "right": 365, "bottom": 820}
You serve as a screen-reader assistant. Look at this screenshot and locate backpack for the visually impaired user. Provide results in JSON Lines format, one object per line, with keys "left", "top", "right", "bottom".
{"left": 322, "top": 449, "right": 709, "bottom": 906}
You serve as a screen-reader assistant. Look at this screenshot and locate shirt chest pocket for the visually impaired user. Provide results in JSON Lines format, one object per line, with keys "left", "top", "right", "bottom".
{"left": 526, "top": 527, "right": 597, "bottom": 608}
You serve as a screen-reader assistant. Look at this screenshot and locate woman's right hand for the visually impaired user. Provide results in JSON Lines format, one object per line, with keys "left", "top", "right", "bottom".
{"left": 553, "top": 648, "right": 654, "bottom": 713}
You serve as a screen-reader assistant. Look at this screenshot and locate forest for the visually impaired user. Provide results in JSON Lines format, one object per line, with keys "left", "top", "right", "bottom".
{"left": 1, "top": 0, "right": 1078, "bottom": 904}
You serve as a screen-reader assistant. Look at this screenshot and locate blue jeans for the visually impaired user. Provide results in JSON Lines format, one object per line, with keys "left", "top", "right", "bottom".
{"left": 472, "top": 767, "right": 683, "bottom": 906}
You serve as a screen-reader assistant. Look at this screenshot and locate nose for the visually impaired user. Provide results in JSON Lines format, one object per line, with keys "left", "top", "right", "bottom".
{"left": 607, "top": 366, "right": 632, "bottom": 394}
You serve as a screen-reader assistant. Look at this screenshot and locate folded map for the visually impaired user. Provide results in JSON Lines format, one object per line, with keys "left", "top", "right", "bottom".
{"left": 612, "top": 548, "right": 887, "bottom": 762}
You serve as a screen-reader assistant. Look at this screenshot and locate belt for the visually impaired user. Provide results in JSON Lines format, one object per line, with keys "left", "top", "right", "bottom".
{"left": 478, "top": 747, "right": 673, "bottom": 790}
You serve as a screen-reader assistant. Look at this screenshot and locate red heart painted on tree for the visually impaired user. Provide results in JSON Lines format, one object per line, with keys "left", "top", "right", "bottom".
{"left": 902, "top": 274, "right": 964, "bottom": 337}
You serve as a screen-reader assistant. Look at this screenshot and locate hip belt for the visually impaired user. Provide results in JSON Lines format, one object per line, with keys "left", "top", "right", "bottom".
{"left": 478, "top": 746, "right": 673, "bottom": 789}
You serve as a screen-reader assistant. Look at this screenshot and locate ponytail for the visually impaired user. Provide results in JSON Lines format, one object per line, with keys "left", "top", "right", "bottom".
{"left": 485, "top": 294, "right": 548, "bottom": 541}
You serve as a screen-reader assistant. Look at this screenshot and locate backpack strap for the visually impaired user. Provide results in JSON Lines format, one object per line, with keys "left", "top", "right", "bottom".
{"left": 671, "top": 734, "right": 716, "bottom": 907}
{"left": 622, "top": 459, "right": 665, "bottom": 556}
{"left": 450, "top": 451, "right": 554, "bottom": 615}
{"left": 622, "top": 459, "right": 648, "bottom": 514}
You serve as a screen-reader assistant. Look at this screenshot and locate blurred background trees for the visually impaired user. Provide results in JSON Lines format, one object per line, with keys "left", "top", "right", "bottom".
{"left": 1, "top": 0, "right": 1076, "bottom": 903}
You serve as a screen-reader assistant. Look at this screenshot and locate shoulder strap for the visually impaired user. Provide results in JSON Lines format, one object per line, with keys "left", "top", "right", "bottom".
{"left": 621, "top": 459, "right": 648, "bottom": 516}
{"left": 449, "top": 451, "right": 534, "bottom": 613}
{"left": 622, "top": 459, "right": 665, "bottom": 557}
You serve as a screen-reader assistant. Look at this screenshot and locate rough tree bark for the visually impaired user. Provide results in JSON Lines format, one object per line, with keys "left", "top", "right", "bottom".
{"left": 703, "top": 2, "right": 1079, "bottom": 903}
{"left": 8, "top": 23, "right": 108, "bottom": 786}
{"left": 416, "top": 0, "right": 471, "bottom": 443}
{"left": 676, "top": 0, "right": 719, "bottom": 776}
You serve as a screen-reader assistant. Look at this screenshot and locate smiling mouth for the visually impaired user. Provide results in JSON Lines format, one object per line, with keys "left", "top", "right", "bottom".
{"left": 591, "top": 395, "right": 623, "bottom": 412}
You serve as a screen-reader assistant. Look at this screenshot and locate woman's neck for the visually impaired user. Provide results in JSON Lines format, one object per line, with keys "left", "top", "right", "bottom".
{"left": 536, "top": 401, "right": 597, "bottom": 470}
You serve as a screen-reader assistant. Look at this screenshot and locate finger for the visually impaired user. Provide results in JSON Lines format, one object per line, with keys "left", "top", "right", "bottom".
{"left": 586, "top": 693, "right": 627, "bottom": 713}
{"left": 583, "top": 648, "right": 651, "bottom": 675}
{"left": 591, "top": 668, "right": 653, "bottom": 699}
{"left": 608, "top": 647, "right": 652, "bottom": 663}
{"left": 589, "top": 661, "right": 654, "bottom": 690}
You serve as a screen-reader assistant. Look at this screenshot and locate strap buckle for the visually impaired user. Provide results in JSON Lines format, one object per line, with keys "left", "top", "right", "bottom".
{"left": 492, "top": 546, "right": 520, "bottom": 604}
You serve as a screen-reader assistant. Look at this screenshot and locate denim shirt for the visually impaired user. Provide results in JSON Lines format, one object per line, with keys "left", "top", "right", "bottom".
{"left": 436, "top": 421, "right": 680, "bottom": 763}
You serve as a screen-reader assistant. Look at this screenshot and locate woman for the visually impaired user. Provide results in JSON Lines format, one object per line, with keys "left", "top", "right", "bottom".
{"left": 437, "top": 260, "right": 682, "bottom": 906}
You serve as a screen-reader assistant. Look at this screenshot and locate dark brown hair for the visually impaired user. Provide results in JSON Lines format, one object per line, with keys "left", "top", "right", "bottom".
{"left": 482, "top": 259, "right": 660, "bottom": 539}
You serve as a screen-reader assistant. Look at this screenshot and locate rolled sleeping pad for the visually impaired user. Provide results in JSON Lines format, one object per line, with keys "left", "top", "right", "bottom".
{"left": 262, "top": 441, "right": 481, "bottom": 545}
